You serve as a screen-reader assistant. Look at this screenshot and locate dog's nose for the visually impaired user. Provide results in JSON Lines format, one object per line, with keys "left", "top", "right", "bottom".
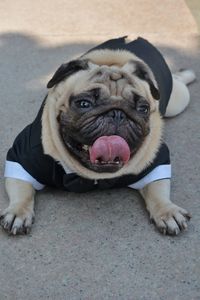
{"left": 107, "top": 109, "right": 126, "bottom": 123}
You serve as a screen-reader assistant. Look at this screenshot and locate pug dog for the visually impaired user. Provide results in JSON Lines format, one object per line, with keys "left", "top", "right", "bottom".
{"left": 1, "top": 37, "right": 195, "bottom": 235}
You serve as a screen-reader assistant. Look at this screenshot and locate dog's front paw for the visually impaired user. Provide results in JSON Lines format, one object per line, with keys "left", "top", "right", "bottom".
{"left": 151, "top": 204, "right": 191, "bottom": 235}
{"left": 0, "top": 206, "right": 35, "bottom": 235}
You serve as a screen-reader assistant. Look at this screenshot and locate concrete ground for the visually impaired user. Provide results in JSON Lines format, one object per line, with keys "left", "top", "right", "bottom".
{"left": 0, "top": 1, "right": 199, "bottom": 299}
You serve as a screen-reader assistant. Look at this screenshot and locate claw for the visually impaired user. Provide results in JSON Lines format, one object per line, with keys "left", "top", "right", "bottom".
{"left": 182, "top": 221, "right": 188, "bottom": 230}
{"left": 186, "top": 213, "right": 192, "bottom": 220}
{"left": 12, "top": 227, "right": 18, "bottom": 235}
{"left": 159, "top": 227, "right": 166, "bottom": 235}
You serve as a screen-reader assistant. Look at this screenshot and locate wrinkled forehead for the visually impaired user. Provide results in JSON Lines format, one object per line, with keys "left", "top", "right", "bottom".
{"left": 67, "top": 61, "right": 149, "bottom": 100}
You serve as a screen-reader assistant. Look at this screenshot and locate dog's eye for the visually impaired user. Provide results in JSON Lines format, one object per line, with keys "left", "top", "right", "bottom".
{"left": 136, "top": 104, "right": 149, "bottom": 114}
{"left": 76, "top": 99, "right": 92, "bottom": 109}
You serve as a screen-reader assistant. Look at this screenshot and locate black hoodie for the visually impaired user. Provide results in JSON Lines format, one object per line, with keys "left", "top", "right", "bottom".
{"left": 4, "top": 37, "right": 172, "bottom": 192}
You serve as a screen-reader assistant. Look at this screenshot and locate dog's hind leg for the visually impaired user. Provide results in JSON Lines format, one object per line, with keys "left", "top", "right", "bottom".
{"left": 165, "top": 69, "right": 196, "bottom": 117}
{"left": 0, "top": 178, "right": 35, "bottom": 235}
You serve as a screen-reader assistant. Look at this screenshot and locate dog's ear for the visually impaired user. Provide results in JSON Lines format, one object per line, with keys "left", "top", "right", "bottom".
{"left": 47, "top": 59, "right": 89, "bottom": 88}
{"left": 134, "top": 61, "right": 160, "bottom": 100}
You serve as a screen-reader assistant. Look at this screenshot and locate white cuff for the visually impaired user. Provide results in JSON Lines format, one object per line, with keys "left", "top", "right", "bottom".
{"left": 4, "top": 160, "right": 45, "bottom": 190}
{"left": 128, "top": 164, "right": 171, "bottom": 190}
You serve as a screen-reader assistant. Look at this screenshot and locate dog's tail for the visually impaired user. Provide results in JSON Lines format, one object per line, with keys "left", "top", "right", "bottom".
{"left": 173, "top": 69, "right": 196, "bottom": 85}
{"left": 165, "top": 69, "right": 196, "bottom": 118}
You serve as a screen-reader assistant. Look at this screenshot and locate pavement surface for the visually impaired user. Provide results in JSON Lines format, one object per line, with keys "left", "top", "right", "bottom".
{"left": 0, "top": 1, "right": 199, "bottom": 299}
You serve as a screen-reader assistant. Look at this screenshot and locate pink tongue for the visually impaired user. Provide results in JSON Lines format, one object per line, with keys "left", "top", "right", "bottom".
{"left": 89, "top": 135, "right": 130, "bottom": 164}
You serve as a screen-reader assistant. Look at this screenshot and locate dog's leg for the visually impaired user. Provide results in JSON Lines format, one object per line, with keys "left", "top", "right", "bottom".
{"left": 165, "top": 69, "right": 196, "bottom": 117}
{"left": 140, "top": 179, "right": 191, "bottom": 235}
{"left": 0, "top": 178, "right": 35, "bottom": 235}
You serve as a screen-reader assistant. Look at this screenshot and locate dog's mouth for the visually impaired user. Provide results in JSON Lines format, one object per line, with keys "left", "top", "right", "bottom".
{"left": 64, "top": 135, "right": 133, "bottom": 173}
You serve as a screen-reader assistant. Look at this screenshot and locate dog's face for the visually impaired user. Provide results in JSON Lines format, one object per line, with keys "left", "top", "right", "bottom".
{"left": 43, "top": 50, "right": 162, "bottom": 178}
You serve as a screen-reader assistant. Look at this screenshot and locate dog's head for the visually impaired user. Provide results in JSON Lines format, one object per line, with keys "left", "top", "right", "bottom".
{"left": 43, "top": 49, "right": 163, "bottom": 179}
